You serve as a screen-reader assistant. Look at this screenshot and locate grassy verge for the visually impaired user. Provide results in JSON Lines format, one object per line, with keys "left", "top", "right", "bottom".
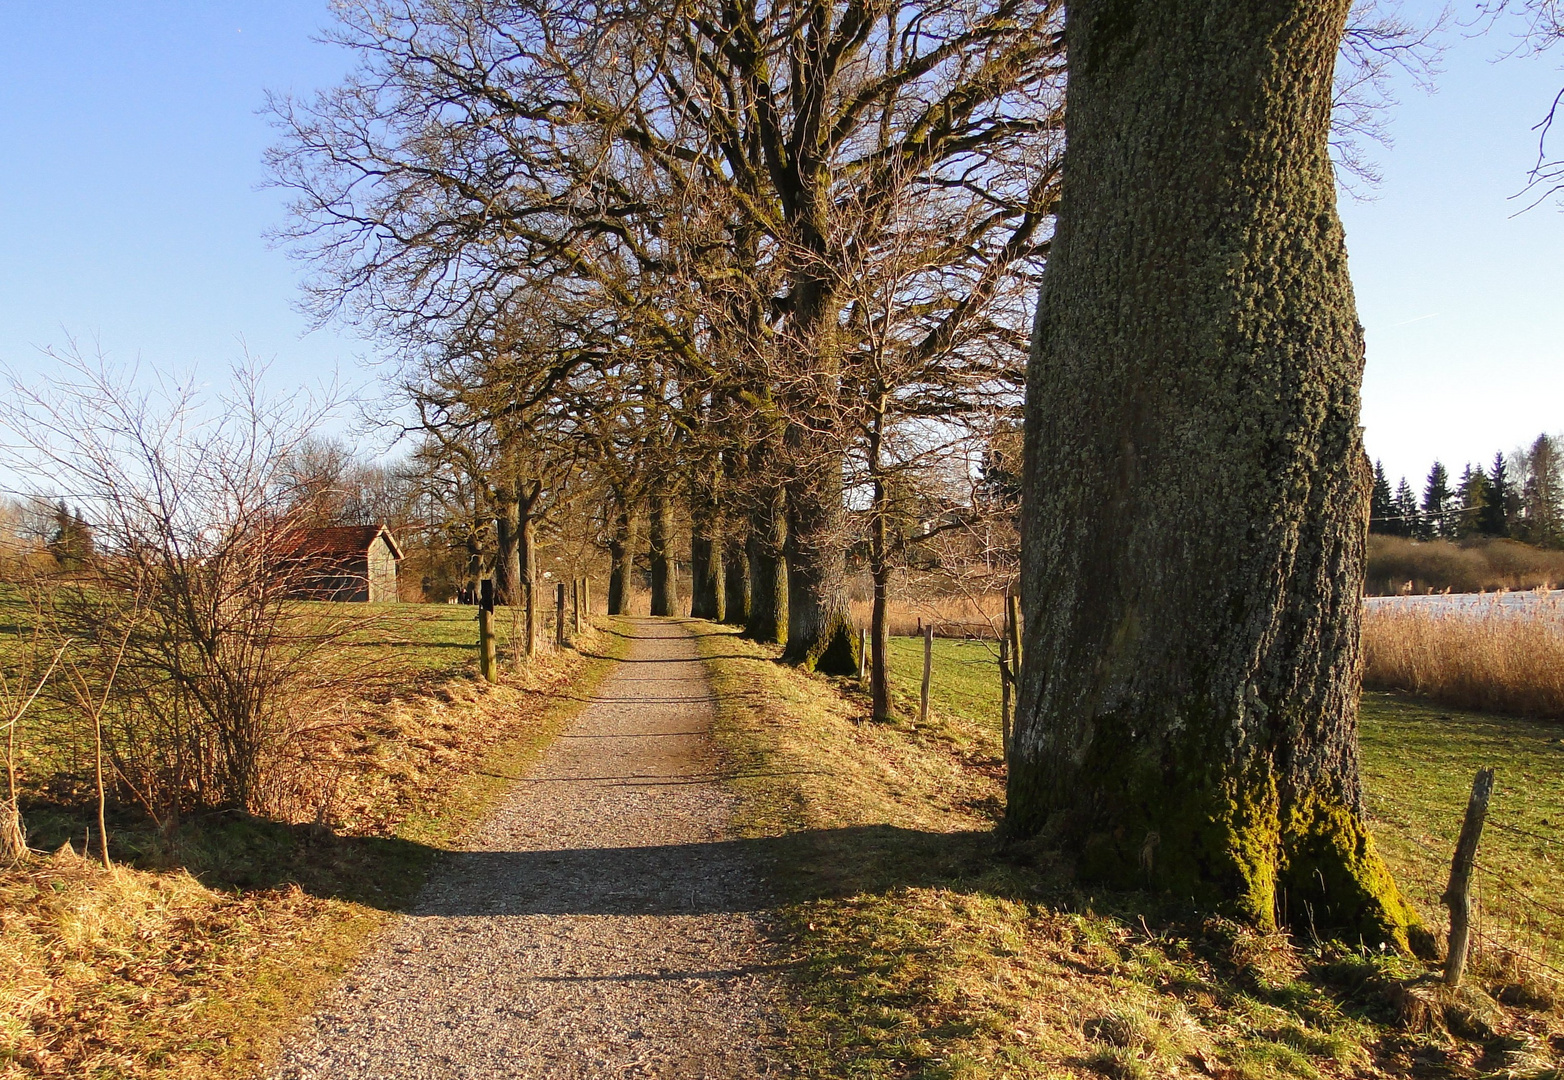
{"left": 0, "top": 612, "right": 626, "bottom": 1079}
{"left": 697, "top": 623, "right": 1564, "bottom": 1079}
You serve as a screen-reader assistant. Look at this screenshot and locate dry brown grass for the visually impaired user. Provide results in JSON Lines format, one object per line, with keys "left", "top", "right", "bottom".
{"left": 0, "top": 619, "right": 622, "bottom": 1079}
{"left": 847, "top": 592, "right": 1006, "bottom": 639}
{"left": 1362, "top": 603, "right": 1564, "bottom": 718}
{"left": 1367, "top": 536, "right": 1564, "bottom": 596}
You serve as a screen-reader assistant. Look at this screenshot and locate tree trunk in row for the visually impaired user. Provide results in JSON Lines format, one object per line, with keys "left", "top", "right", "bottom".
{"left": 781, "top": 457, "right": 859, "bottom": 675}
{"left": 607, "top": 498, "right": 637, "bottom": 616}
{"left": 1010, "top": 0, "right": 1424, "bottom": 952}
{"left": 745, "top": 489, "right": 788, "bottom": 644}
{"left": 494, "top": 488, "right": 523, "bottom": 608}
{"left": 722, "top": 536, "right": 749, "bottom": 625}
{"left": 517, "top": 481, "right": 540, "bottom": 656}
{"left": 648, "top": 492, "right": 675, "bottom": 617}
{"left": 689, "top": 507, "right": 724, "bottom": 620}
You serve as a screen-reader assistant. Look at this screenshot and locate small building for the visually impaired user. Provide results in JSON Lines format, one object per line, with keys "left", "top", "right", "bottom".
{"left": 279, "top": 525, "right": 402, "bottom": 603}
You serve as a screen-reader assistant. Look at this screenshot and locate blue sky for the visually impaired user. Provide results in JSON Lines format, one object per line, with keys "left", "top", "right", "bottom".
{"left": 0, "top": 2, "right": 1560, "bottom": 484}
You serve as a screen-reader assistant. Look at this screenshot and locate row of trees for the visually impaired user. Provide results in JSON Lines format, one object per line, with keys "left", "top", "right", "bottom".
{"left": 1370, "top": 433, "right": 1564, "bottom": 545}
{"left": 268, "top": 0, "right": 1063, "bottom": 705}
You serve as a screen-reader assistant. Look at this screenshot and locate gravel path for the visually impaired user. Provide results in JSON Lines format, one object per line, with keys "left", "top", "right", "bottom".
{"left": 272, "top": 618, "right": 783, "bottom": 1079}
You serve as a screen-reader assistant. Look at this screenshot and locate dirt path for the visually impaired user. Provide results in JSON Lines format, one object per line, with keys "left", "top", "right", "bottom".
{"left": 272, "top": 618, "right": 782, "bottom": 1079}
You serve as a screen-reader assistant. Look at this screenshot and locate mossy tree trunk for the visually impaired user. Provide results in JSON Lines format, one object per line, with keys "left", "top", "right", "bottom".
{"left": 782, "top": 461, "right": 859, "bottom": 676}
{"left": 689, "top": 484, "right": 724, "bottom": 620}
{"left": 493, "top": 485, "right": 522, "bottom": 608}
{"left": 722, "top": 535, "right": 749, "bottom": 625}
{"left": 517, "top": 480, "right": 541, "bottom": 656}
{"left": 1010, "top": 0, "right": 1426, "bottom": 952}
{"left": 648, "top": 491, "right": 675, "bottom": 617}
{"left": 745, "top": 489, "right": 788, "bottom": 644}
{"left": 607, "top": 496, "right": 638, "bottom": 616}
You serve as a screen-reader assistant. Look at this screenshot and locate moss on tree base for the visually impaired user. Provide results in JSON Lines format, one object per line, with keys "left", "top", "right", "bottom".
{"left": 784, "top": 610, "right": 860, "bottom": 675}
{"left": 1014, "top": 754, "right": 1430, "bottom": 956}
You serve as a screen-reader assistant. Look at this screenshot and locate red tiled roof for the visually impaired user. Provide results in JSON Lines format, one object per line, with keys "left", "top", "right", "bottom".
{"left": 276, "top": 525, "right": 402, "bottom": 560}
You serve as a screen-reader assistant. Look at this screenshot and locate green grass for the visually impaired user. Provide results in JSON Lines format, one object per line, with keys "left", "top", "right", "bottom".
{"left": 701, "top": 625, "right": 1564, "bottom": 1079}
{"left": 884, "top": 636, "right": 1564, "bottom": 974}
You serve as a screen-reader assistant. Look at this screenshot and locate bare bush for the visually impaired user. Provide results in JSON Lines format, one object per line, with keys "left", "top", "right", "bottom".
{"left": 0, "top": 350, "right": 364, "bottom": 823}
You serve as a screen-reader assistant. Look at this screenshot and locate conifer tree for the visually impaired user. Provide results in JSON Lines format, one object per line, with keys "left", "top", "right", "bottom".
{"left": 1482, "top": 451, "right": 1510, "bottom": 537}
{"left": 1393, "top": 478, "right": 1419, "bottom": 537}
{"left": 1369, "top": 461, "right": 1394, "bottom": 535}
{"left": 1456, "top": 463, "right": 1489, "bottom": 538}
{"left": 1421, "top": 461, "right": 1451, "bottom": 539}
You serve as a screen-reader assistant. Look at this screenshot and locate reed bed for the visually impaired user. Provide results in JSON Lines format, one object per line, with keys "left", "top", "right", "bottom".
{"left": 1362, "top": 600, "right": 1564, "bottom": 719}
{"left": 847, "top": 593, "right": 1005, "bottom": 639}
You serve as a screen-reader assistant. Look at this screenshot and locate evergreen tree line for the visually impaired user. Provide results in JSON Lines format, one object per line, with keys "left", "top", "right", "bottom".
{"left": 1370, "top": 433, "right": 1564, "bottom": 546}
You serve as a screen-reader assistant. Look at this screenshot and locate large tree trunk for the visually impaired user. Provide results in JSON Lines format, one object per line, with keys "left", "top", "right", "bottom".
{"left": 689, "top": 528, "right": 723, "bottom": 619}
{"left": 689, "top": 491, "right": 724, "bottom": 620}
{"left": 607, "top": 498, "right": 638, "bottom": 616}
{"left": 648, "top": 492, "right": 675, "bottom": 617}
{"left": 744, "top": 489, "right": 788, "bottom": 644}
{"left": 518, "top": 482, "right": 541, "bottom": 656}
{"left": 722, "top": 534, "right": 749, "bottom": 625}
{"left": 781, "top": 456, "right": 859, "bottom": 675}
{"left": 493, "top": 487, "right": 522, "bottom": 607}
{"left": 1010, "top": 0, "right": 1424, "bottom": 952}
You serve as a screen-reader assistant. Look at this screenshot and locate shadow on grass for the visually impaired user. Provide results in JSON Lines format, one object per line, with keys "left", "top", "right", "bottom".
{"left": 23, "top": 802, "right": 999, "bottom": 917}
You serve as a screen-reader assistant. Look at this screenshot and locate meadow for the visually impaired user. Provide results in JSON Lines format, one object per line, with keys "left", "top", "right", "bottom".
{"left": 700, "top": 625, "right": 1563, "bottom": 1077}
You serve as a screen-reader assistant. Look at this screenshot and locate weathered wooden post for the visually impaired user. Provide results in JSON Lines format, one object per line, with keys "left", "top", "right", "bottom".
{"left": 582, "top": 579, "right": 592, "bottom": 625}
{"left": 1443, "top": 766, "right": 1496, "bottom": 987}
{"left": 573, "top": 578, "right": 582, "bottom": 634}
{"left": 1005, "top": 593, "right": 1022, "bottom": 693}
{"left": 999, "top": 625, "right": 1012, "bottom": 758}
{"left": 919, "top": 623, "right": 933, "bottom": 725}
{"left": 478, "top": 578, "right": 497, "bottom": 683}
{"left": 858, "top": 624, "right": 868, "bottom": 689}
{"left": 556, "top": 582, "right": 567, "bottom": 649}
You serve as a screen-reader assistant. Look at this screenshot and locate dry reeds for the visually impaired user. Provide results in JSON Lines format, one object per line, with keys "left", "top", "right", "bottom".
{"left": 1362, "top": 601, "right": 1564, "bottom": 718}
{"left": 848, "top": 593, "right": 1005, "bottom": 639}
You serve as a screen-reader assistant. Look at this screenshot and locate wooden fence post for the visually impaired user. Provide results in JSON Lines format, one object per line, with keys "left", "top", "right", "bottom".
{"left": 582, "top": 579, "right": 592, "bottom": 624}
{"left": 859, "top": 624, "right": 868, "bottom": 689}
{"left": 1443, "top": 766, "right": 1496, "bottom": 987}
{"left": 478, "top": 578, "right": 497, "bottom": 683}
{"left": 573, "top": 578, "right": 582, "bottom": 634}
{"left": 919, "top": 623, "right": 933, "bottom": 725}
{"left": 999, "top": 625, "right": 1012, "bottom": 758}
{"left": 556, "top": 582, "right": 567, "bottom": 649}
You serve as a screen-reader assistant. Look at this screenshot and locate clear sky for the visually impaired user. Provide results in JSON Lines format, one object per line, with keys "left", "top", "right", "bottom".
{"left": 0, "top": 2, "right": 1560, "bottom": 483}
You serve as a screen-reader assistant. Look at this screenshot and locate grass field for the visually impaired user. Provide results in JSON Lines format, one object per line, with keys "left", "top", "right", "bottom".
{"left": 0, "top": 603, "right": 623, "bottom": 1079}
{"left": 700, "top": 623, "right": 1564, "bottom": 1079}
{"left": 883, "top": 635, "right": 1564, "bottom": 976}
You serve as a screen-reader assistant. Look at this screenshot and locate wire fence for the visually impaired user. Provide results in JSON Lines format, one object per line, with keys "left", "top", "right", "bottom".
{"left": 1372, "top": 783, "right": 1563, "bottom": 991}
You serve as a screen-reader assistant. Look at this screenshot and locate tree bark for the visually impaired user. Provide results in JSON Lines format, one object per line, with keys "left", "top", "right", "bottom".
{"left": 607, "top": 497, "right": 638, "bottom": 616}
{"left": 745, "top": 489, "right": 788, "bottom": 644}
{"left": 518, "top": 481, "right": 541, "bottom": 656}
{"left": 648, "top": 491, "right": 675, "bottom": 617}
{"left": 722, "top": 535, "right": 749, "bottom": 625}
{"left": 689, "top": 507, "right": 724, "bottom": 620}
{"left": 1010, "top": 0, "right": 1425, "bottom": 952}
{"left": 493, "top": 487, "right": 522, "bottom": 607}
{"left": 782, "top": 457, "right": 859, "bottom": 675}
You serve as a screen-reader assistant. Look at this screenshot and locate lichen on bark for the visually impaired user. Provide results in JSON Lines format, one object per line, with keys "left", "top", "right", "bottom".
{"left": 1009, "top": 0, "right": 1426, "bottom": 952}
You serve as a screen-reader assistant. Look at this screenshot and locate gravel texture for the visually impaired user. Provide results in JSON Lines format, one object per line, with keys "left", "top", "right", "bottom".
{"left": 271, "top": 618, "right": 783, "bottom": 1079}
